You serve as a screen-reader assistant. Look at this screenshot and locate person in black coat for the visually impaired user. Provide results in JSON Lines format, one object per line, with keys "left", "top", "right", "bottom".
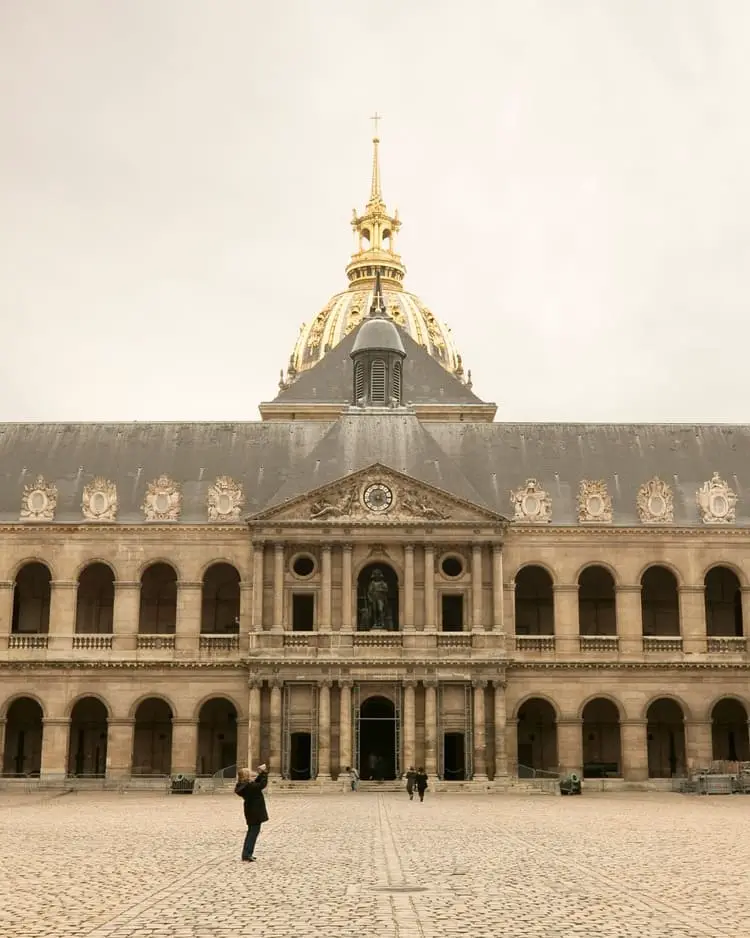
{"left": 415, "top": 767, "right": 428, "bottom": 802}
{"left": 235, "top": 764, "right": 269, "bottom": 862}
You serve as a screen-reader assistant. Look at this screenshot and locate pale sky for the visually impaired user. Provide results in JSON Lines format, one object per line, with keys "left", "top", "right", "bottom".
{"left": 1, "top": 1, "right": 749, "bottom": 423}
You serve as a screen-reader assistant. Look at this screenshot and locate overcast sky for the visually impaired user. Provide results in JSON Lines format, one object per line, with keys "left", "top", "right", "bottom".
{"left": 1, "top": 1, "right": 749, "bottom": 423}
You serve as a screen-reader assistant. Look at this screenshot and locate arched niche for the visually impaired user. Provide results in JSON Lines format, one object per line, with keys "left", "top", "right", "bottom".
{"left": 357, "top": 562, "right": 399, "bottom": 631}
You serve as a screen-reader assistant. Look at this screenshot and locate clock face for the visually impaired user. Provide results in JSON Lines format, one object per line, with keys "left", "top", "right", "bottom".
{"left": 363, "top": 482, "right": 394, "bottom": 513}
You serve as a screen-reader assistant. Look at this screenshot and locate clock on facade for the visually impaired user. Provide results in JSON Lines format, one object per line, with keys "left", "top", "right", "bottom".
{"left": 362, "top": 482, "right": 394, "bottom": 513}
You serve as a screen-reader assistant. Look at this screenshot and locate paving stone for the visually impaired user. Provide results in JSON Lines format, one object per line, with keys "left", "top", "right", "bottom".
{"left": 0, "top": 790, "right": 746, "bottom": 937}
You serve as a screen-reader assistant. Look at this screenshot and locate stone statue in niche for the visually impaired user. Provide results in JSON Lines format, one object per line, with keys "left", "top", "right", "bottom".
{"left": 365, "top": 568, "right": 392, "bottom": 631}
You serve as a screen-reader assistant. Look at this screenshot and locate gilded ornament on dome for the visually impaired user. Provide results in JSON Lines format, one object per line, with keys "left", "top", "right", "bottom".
{"left": 577, "top": 480, "right": 613, "bottom": 523}
{"left": 696, "top": 472, "right": 736, "bottom": 524}
{"left": 207, "top": 476, "right": 245, "bottom": 522}
{"left": 142, "top": 474, "right": 182, "bottom": 522}
{"left": 20, "top": 475, "right": 57, "bottom": 522}
{"left": 388, "top": 303, "right": 405, "bottom": 327}
{"left": 510, "top": 479, "right": 551, "bottom": 523}
{"left": 82, "top": 477, "right": 118, "bottom": 522}
{"left": 306, "top": 311, "right": 328, "bottom": 350}
{"left": 345, "top": 306, "right": 364, "bottom": 335}
{"left": 636, "top": 477, "right": 673, "bottom": 524}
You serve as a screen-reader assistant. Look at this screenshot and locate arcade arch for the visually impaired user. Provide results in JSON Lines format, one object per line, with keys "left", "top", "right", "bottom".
{"left": 582, "top": 698, "right": 621, "bottom": 777}
{"left": 578, "top": 566, "right": 616, "bottom": 635}
{"left": 201, "top": 563, "right": 240, "bottom": 634}
{"left": 704, "top": 567, "right": 743, "bottom": 637}
{"left": 197, "top": 698, "right": 237, "bottom": 776}
{"left": 12, "top": 562, "right": 51, "bottom": 634}
{"left": 641, "top": 566, "right": 680, "bottom": 636}
{"left": 646, "top": 698, "right": 686, "bottom": 777}
{"left": 139, "top": 563, "right": 177, "bottom": 634}
{"left": 2, "top": 697, "right": 43, "bottom": 776}
{"left": 514, "top": 566, "right": 554, "bottom": 636}
{"left": 67, "top": 697, "right": 108, "bottom": 777}
{"left": 711, "top": 698, "right": 750, "bottom": 762}
{"left": 516, "top": 697, "right": 557, "bottom": 774}
{"left": 132, "top": 698, "right": 173, "bottom": 775}
{"left": 76, "top": 563, "right": 115, "bottom": 634}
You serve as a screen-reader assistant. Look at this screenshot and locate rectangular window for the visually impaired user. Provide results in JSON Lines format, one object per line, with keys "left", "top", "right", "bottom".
{"left": 441, "top": 594, "right": 464, "bottom": 632}
{"left": 292, "top": 593, "right": 315, "bottom": 631}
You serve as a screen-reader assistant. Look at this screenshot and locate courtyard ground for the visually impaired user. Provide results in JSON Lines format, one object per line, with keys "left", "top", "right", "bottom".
{"left": 0, "top": 789, "right": 746, "bottom": 938}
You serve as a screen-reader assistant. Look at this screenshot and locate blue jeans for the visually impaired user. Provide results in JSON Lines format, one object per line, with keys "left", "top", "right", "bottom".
{"left": 242, "top": 823, "right": 261, "bottom": 859}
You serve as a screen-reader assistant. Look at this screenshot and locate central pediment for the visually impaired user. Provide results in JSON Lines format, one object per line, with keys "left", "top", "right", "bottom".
{"left": 248, "top": 464, "right": 507, "bottom": 525}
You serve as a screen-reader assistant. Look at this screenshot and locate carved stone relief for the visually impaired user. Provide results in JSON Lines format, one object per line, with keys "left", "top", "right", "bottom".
{"left": 142, "top": 474, "right": 182, "bottom": 522}
{"left": 82, "top": 477, "right": 118, "bottom": 522}
{"left": 207, "top": 476, "right": 245, "bottom": 522}
{"left": 510, "top": 479, "right": 552, "bottom": 523}
{"left": 696, "top": 472, "right": 737, "bottom": 524}
{"left": 577, "top": 480, "right": 613, "bottom": 524}
{"left": 20, "top": 475, "right": 58, "bottom": 522}
{"left": 636, "top": 477, "right": 673, "bottom": 524}
{"left": 396, "top": 486, "right": 448, "bottom": 521}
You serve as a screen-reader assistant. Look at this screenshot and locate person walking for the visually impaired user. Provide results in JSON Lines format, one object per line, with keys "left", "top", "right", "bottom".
{"left": 415, "top": 767, "right": 428, "bottom": 802}
{"left": 345, "top": 765, "right": 360, "bottom": 791}
{"left": 405, "top": 766, "right": 417, "bottom": 801}
{"left": 235, "top": 763, "right": 269, "bottom": 862}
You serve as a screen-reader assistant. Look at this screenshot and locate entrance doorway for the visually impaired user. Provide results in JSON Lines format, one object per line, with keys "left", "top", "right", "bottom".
{"left": 289, "top": 732, "right": 312, "bottom": 780}
{"left": 358, "top": 696, "right": 397, "bottom": 780}
{"left": 443, "top": 732, "right": 466, "bottom": 780}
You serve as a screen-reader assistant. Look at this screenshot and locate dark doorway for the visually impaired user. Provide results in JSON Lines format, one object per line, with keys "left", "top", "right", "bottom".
{"left": 443, "top": 732, "right": 466, "bottom": 780}
{"left": 359, "top": 696, "right": 397, "bottom": 779}
{"left": 441, "top": 595, "right": 464, "bottom": 632}
{"left": 292, "top": 594, "right": 315, "bottom": 631}
{"left": 357, "top": 563, "right": 399, "bottom": 631}
{"left": 289, "top": 732, "right": 312, "bottom": 780}
{"left": 67, "top": 698, "right": 108, "bottom": 777}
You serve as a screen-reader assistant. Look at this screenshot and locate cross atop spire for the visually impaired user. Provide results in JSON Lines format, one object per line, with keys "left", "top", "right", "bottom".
{"left": 370, "top": 111, "right": 382, "bottom": 137}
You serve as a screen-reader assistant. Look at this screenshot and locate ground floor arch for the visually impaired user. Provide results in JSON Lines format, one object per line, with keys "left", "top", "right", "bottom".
{"left": 516, "top": 698, "right": 557, "bottom": 774}
{"left": 712, "top": 698, "right": 750, "bottom": 762}
{"left": 67, "top": 697, "right": 108, "bottom": 777}
{"left": 197, "top": 698, "right": 237, "bottom": 776}
{"left": 582, "top": 698, "right": 622, "bottom": 777}
{"left": 2, "top": 697, "right": 43, "bottom": 776}
{"left": 647, "top": 698, "right": 686, "bottom": 778}
{"left": 132, "top": 698, "right": 173, "bottom": 775}
{"left": 357, "top": 695, "right": 398, "bottom": 780}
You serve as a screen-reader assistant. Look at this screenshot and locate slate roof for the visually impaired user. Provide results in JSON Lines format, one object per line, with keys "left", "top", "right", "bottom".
{"left": 0, "top": 417, "right": 748, "bottom": 526}
{"left": 272, "top": 324, "right": 484, "bottom": 407}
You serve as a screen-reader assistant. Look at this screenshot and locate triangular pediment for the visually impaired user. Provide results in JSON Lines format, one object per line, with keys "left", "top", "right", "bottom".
{"left": 249, "top": 463, "right": 507, "bottom": 525}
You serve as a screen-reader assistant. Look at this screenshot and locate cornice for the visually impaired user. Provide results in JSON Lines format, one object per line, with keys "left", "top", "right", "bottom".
{"left": 0, "top": 524, "right": 250, "bottom": 537}
{"left": 507, "top": 525, "right": 750, "bottom": 540}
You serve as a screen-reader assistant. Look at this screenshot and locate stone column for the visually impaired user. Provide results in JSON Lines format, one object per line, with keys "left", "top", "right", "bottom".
{"left": 171, "top": 719, "right": 198, "bottom": 776}
{"left": 239, "top": 582, "right": 253, "bottom": 637}
{"left": 247, "top": 681, "right": 262, "bottom": 770}
{"left": 557, "top": 718, "right": 583, "bottom": 776}
{"left": 176, "top": 581, "right": 202, "bottom": 653}
{"left": 269, "top": 681, "right": 283, "bottom": 777}
{"left": 424, "top": 546, "right": 435, "bottom": 629}
{"left": 741, "top": 588, "right": 750, "bottom": 638}
{"left": 424, "top": 680, "right": 438, "bottom": 777}
{"left": 341, "top": 545, "right": 353, "bottom": 631}
{"left": 680, "top": 586, "right": 706, "bottom": 654}
{"left": 106, "top": 719, "right": 135, "bottom": 778}
{"left": 40, "top": 718, "right": 70, "bottom": 778}
{"left": 472, "top": 679, "right": 488, "bottom": 779}
{"left": 339, "top": 681, "right": 353, "bottom": 772}
{"left": 553, "top": 585, "right": 578, "bottom": 656}
{"left": 506, "top": 718, "right": 518, "bottom": 776}
{"left": 251, "top": 541, "right": 265, "bottom": 630}
{"left": 492, "top": 546, "right": 504, "bottom": 631}
{"left": 493, "top": 681, "right": 508, "bottom": 778}
{"left": 318, "top": 680, "right": 332, "bottom": 779}
{"left": 272, "top": 543, "right": 285, "bottom": 632}
{"left": 113, "top": 581, "right": 140, "bottom": 651}
{"left": 616, "top": 585, "right": 643, "bottom": 656}
{"left": 620, "top": 719, "right": 649, "bottom": 781}
{"left": 471, "top": 544, "right": 483, "bottom": 630}
{"left": 404, "top": 545, "right": 415, "bottom": 630}
{"left": 402, "top": 680, "right": 416, "bottom": 771}
{"left": 49, "top": 580, "right": 77, "bottom": 650}
{"left": 0, "top": 580, "right": 14, "bottom": 646}
{"left": 236, "top": 719, "right": 248, "bottom": 776}
{"left": 320, "top": 546, "right": 332, "bottom": 631}
{"left": 685, "top": 720, "right": 713, "bottom": 772}
{"left": 0, "top": 718, "right": 5, "bottom": 771}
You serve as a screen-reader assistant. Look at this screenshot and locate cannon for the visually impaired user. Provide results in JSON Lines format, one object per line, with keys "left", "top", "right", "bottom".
{"left": 559, "top": 772, "right": 582, "bottom": 795}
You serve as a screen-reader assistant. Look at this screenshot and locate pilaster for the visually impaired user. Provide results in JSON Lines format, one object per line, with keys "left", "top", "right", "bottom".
{"left": 493, "top": 680, "right": 508, "bottom": 778}
{"left": 49, "top": 580, "right": 77, "bottom": 649}
{"left": 471, "top": 544, "right": 483, "bottom": 630}
{"left": 0, "top": 581, "right": 14, "bottom": 643}
{"left": 402, "top": 679, "right": 416, "bottom": 771}
{"left": 404, "top": 545, "right": 415, "bottom": 629}
{"left": 269, "top": 680, "right": 283, "bottom": 776}
{"left": 557, "top": 718, "right": 583, "bottom": 776}
{"left": 320, "top": 546, "right": 332, "bottom": 631}
{"left": 492, "top": 546, "right": 504, "bottom": 632}
{"left": 40, "top": 718, "right": 70, "bottom": 778}
{"left": 339, "top": 681, "right": 353, "bottom": 772}
{"left": 553, "top": 585, "right": 578, "bottom": 655}
{"left": 616, "top": 585, "right": 642, "bottom": 656}
{"left": 680, "top": 586, "right": 707, "bottom": 654}
{"left": 113, "top": 581, "right": 140, "bottom": 651}
{"left": 239, "top": 582, "right": 253, "bottom": 638}
{"left": 251, "top": 541, "right": 265, "bottom": 630}
{"left": 472, "top": 679, "right": 488, "bottom": 779}
{"left": 424, "top": 546, "right": 435, "bottom": 629}
{"left": 106, "top": 719, "right": 135, "bottom": 778}
{"left": 171, "top": 719, "right": 198, "bottom": 776}
{"left": 176, "top": 581, "right": 202, "bottom": 653}
{"left": 620, "top": 719, "right": 648, "bottom": 781}
{"left": 685, "top": 719, "right": 713, "bottom": 771}
{"left": 341, "top": 546, "right": 353, "bottom": 631}
{"left": 247, "top": 681, "right": 262, "bottom": 770}
{"left": 272, "top": 543, "right": 285, "bottom": 632}
{"left": 424, "top": 680, "right": 437, "bottom": 777}
{"left": 318, "top": 680, "right": 332, "bottom": 779}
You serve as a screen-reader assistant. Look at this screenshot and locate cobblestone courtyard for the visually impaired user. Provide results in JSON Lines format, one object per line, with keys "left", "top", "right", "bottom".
{"left": 1, "top": 789, "right": 747, "bottom": 938}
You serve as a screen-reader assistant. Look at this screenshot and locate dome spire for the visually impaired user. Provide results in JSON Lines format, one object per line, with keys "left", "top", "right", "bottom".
{"left": 346, "top": 117, "right": 405, "bottom": 291}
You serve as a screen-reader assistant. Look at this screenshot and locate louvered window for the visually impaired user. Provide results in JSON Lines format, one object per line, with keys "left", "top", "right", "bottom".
{"left": 392, "top": 360, "right": 402, "bottom": 403}
{"left": 370, "top": 359, "right": 386, "bottom": 403}
{"left": 354, "top": 361, "right": 364, "bottom": 401}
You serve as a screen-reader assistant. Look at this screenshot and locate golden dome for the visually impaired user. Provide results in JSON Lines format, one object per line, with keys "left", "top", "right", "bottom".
{"left": 283, "top": 134, "right": 466, "bottom": 387}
